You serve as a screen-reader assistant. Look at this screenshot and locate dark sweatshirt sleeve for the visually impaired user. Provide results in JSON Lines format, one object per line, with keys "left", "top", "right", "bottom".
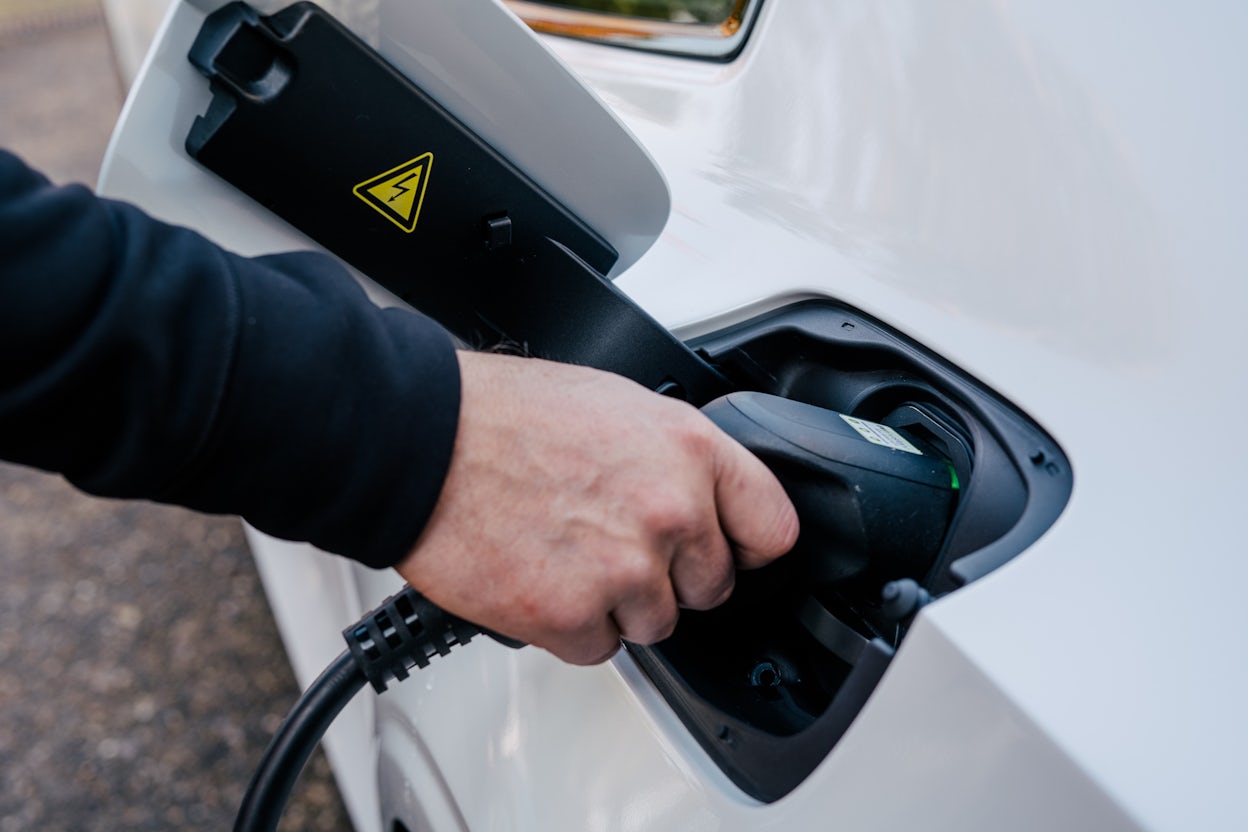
{"left": 0, "top": 149, "right": 460, "bottom": 569}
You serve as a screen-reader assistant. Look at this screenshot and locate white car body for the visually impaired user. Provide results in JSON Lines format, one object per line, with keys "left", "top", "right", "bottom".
{"left": 99, "top": 2, "right": 1248, "bottom": 831}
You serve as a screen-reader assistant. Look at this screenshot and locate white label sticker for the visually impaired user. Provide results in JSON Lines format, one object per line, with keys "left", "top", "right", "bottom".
{"left": 840, "top": 415, "right": 924, "bottom": 455}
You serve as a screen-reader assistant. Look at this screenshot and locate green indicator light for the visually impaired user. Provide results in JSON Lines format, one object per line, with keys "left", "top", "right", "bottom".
{"left": 949, "top": 465, "right": 961, "bottom": 491}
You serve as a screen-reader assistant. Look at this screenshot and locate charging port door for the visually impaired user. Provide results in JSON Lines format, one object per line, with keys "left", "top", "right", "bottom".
{"left": 185, "top": 1, "right": 730, "bottom": 404}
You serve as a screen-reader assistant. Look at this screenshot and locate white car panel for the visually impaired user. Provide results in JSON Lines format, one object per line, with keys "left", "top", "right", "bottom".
{"left": 552, "top": 2, "right": 1248, "bottom": 828}
{"left": 100, "top": 1, "right": 1248, "bottom": 830}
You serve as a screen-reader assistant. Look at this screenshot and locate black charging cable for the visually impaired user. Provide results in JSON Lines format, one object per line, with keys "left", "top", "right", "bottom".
{"left": 234, "top": 586, "right": 523, "bottom": 832}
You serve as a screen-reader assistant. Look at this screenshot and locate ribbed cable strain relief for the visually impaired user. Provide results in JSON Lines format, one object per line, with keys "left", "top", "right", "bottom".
{"left": 342, "top": 585, "right": 482, "bottom": 693}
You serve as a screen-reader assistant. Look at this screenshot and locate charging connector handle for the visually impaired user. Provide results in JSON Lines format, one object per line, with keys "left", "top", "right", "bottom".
{"left": 235, "top": 586, "right": 522, "bottom": 832}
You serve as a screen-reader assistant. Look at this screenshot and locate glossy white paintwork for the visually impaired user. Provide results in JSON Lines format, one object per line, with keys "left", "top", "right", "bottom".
{"left": 546, "top": 3, "right": 1248, "bottom": 829}
{"left": 101, "top": 1, "right": 1248, "bottom": 830}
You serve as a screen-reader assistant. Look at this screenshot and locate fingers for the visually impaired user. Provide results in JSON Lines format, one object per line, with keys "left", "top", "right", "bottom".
{"left": 594, "top": 416, "right": 799, "bottom": 653}
{"left": 540, "top": 569, "right": 678, "bottom": 664}
{"left": 398, "top": 353, "right": 800, "bottom": 668}
{"left": 550, "top": 538, "right": 700, "bottom": 660}
{"left": 669, "top": 527, "right": 736, "bottom": 610}
{"left": 711, "top": 427, "right": 801, "bottom": 570}
{"left": 550, "top": 616, "right": 624, "bottom": 666}
{"left": 611, "top": 569, "right": 681, "bottom": 644}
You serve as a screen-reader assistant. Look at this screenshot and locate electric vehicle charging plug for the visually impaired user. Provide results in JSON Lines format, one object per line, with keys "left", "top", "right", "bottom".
{"left": 234, "top": 585, "right": 522, "bottom": 832}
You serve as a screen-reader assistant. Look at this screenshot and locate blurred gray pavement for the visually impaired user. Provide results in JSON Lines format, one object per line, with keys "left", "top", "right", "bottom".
{"left": 0, "top": 5, "right": 353, "bottom": 829}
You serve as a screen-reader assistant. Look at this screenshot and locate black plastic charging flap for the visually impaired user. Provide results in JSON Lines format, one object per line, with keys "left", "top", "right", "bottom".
{"left": 186, "top": 1, "right": 729, "bottom": 403}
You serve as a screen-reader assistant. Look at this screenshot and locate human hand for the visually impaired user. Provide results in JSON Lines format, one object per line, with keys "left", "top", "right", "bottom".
{"left": 394, "top": 351, "right": 799, "bottom": 665}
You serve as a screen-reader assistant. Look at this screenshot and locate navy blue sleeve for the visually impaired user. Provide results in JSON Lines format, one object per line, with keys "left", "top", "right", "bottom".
{"left": 0, "top": 149, "right": 460, "bottom": 569}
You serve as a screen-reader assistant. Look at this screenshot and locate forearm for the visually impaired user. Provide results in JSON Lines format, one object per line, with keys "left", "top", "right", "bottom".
{"left": 0, "top": 149, "right": 459, "bottom": 568}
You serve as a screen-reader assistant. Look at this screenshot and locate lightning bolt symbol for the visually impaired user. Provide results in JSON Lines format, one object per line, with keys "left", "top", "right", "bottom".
{"left": 388, "top": 171, "right": 419, "bottom": 203}
{"left": 354, "top": 153, "right": 434, "bottom": 232}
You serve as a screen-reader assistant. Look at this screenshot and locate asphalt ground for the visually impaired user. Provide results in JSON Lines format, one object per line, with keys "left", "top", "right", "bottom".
{"left": 0, "top": 5, "right": 353, "bottom": 830}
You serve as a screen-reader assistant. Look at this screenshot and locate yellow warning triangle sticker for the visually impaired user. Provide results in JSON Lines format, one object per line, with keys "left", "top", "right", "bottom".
{"left": 352, "top": 153, "right": 434, "bottom": 233}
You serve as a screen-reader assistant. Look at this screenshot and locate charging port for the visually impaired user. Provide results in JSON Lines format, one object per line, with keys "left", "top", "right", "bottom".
{"left": 628, "top": 300, "right": 1072, "bottom": 801}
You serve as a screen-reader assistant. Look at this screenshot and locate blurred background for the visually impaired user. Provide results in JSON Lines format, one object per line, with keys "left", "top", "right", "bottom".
{"left": 0, "top": 1, "right": 351, "bottom": 828}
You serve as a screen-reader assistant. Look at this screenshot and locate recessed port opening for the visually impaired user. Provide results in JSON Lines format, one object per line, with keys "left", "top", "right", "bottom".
{"left": 659, "top": 608, "right": 846, "bottom": 736}
{"left": 629, "top": 300, "right": 1072, "bottom": 802}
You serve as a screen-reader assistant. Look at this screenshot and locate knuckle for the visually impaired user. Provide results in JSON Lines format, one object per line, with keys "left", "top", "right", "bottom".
{"left": 651, "top": 606, "right": 680, "bottom": 642}
{"left": 671, "top": 535, "right": 735, "bottom": 610}
{"left": 637, "top": 489, "right": 699, "bottom": 538}
{"left": 706, "top": 575, "right": 736, "bottom": 609}
{"left": 611, "top": 548, "right": 661, "bottom": 589}
{"left": 570, "top": 639, "right": 621, "bottom": 666}
{"left": 672, "top": 410, "right": 718, "bottom": 456}
{"left": 621, "top": 604, "right": 679, "bottom": 646}
{"left": 680, "top": 570, "right": 735, "bottom": 611}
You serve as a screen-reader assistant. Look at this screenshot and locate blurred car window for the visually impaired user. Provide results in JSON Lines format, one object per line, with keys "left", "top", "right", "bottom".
{"left": 504, "top": 0, "right": 760, "bottom": 59}
{"left": 525, "top": 1, "right": 738, "bottom": 23}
